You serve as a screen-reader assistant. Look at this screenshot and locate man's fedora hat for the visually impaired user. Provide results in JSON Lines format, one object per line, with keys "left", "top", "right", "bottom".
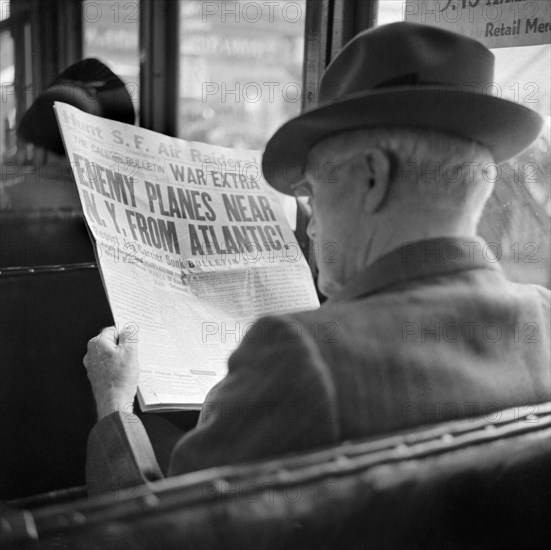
{"left": 18, "top": 58, "right": 135, "bottom": 155}
{"left": 262, "top": 22, "right": 544, "bottom": 195}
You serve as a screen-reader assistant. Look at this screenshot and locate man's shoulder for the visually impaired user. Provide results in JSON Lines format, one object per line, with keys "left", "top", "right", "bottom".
{"left": 227, "top": 310, "right": 338, "bottom": 383}
{"left": 242, "top": 272, "right": 551, "bottom": 347}
{"left": 238, "top": 309, "right": 328, "bottom": 351}
{"left": 510, "top": 281, "right": 551, "bottom": 300}
{"left": 255, "top": 273, "right": 551, "bottom": 344}
{"left": 245, "top": 299, "right": 383, "bottom": 352}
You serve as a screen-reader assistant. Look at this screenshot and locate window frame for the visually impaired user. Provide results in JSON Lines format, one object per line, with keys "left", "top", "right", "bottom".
{"left": 137, "top": 0, "right": 378, "bottom": 134}
{"left": 8, "top": 0, "right": 380, "bottom": 143}
{"left": 136, "top": 0, "right": 378, "bottom": 271}
{"left": 4, "top": 0, "right": 83, "bottom": 161}
{"left": 139, "top": 0, "right": 178, "bottom": 135}
{"left": 6, "top": 0, "right": 379, "bottom": 266}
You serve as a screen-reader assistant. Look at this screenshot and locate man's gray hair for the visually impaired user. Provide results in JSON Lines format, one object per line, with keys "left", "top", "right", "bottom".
{"left": 310, "top": 127, "right": 495, "bottom": 221}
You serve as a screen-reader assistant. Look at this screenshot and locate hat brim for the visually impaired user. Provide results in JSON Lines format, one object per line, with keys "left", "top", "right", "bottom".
{"left": 261, "top": 87, "right": 544, "bottom": 195}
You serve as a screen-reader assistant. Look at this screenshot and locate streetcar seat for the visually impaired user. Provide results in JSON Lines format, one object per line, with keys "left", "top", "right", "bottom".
{"left": 2, "top": 402, "right": 549, "bottom": 550}
{"left": 0, "top": 209, "right": 94, "bottom": 268}
{"left": 0, "top": 207, "right": 110, "bottom": 499}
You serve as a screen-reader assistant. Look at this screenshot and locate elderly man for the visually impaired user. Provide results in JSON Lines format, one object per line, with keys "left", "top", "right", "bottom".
{"left": 84, "top": 22, "right": 550, "bottom": 495}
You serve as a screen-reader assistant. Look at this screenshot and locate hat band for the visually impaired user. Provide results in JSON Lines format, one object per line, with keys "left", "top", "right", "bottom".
{"left": 373, "top": 72, "right": 475, "bottom": 90}
{"left": 322, "top": 73, "right": 479, "bottom": 104}
{"left": 374, "top": 72, "right": 420, "bottom": 88}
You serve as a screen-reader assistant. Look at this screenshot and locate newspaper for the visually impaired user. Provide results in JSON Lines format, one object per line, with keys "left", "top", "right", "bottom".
{"left": 54, "top": 102, "right": 319, "bottom": 411}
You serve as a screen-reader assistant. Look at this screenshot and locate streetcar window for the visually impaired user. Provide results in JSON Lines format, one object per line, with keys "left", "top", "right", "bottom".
{"left": 176, "top": 0, "right": 306, "bottom": 150}
{"left": 0, "top": 8, "right": 15, "bottom": 173}
{"left": 82, "top": 0, "right": 140, "bottom": 110}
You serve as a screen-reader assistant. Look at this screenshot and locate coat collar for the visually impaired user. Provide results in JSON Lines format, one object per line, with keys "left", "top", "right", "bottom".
{"left": 329, "top": 236, "right": 503, "bottom": 303}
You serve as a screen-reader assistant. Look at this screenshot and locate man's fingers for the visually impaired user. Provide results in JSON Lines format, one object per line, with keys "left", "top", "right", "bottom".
{"left": 87, "top": 326, "right": 117, "bottom": 350}
{"left": 118, "top": 324, "right": 138, "bottom": 345}
{"left": 100, "top": 326, "right": 118, "bottom": 342}
{"left": 86, "top": 324, "right": 137, "bottom": 356}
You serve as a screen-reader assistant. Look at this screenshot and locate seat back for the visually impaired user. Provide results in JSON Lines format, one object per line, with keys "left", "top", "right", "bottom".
{"left": 3, "top": 403, "right": 550, "bottom": 549}
{"left": 0, "top": 210, "right": 94, "bottom": 268}
{"left": 0, "top": 207, "right": 113, "bottom": 499}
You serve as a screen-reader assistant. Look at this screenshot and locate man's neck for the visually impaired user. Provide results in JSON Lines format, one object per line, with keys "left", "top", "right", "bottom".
{"left": 353, "top": 211, "right": 478, "bottom": 274}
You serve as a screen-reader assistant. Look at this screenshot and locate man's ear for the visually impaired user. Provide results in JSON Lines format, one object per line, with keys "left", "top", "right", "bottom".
{"left": 360, "top": 148, "right": 391, "bottom": 213}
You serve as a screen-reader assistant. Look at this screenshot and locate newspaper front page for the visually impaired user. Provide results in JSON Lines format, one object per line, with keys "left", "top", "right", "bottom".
{"left": 55, "top": 102, "right": 319, "bottom": 411}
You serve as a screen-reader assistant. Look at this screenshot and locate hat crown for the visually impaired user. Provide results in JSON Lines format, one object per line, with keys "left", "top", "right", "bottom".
{"left": 262, "top": 22, "right": 543, "bottom": 195}
{"left": 319, "top": 22, "right": 495, "bottom": 103}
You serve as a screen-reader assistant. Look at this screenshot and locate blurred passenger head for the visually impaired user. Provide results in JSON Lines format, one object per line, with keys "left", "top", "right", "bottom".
{"left": 18, "top": 58, "right": 135, "bottom": 156}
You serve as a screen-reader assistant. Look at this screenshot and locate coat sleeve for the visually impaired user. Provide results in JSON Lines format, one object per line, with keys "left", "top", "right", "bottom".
{"left": 168, "top": 315, "right": 341, "bottom": 476}
{"left": 86, "top": 410, "right": 164, "bottom": 497}
{"left": 86, "top": 314, "right": 340, "bottom": 494}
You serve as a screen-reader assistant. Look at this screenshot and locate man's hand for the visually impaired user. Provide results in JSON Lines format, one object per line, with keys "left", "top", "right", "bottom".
{"left": 84, "top": 326, "right": 139, "bottom": 420}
